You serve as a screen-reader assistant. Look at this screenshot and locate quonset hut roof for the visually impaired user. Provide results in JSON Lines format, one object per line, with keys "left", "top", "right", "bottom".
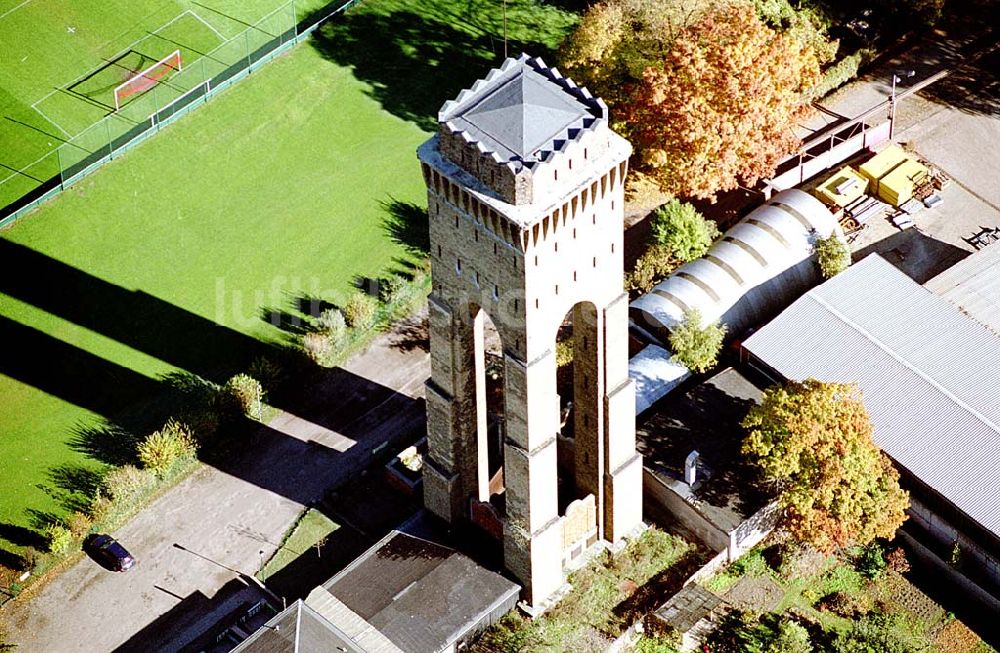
{"left": 630, "top": 189, "right": 839, "bottom": 341}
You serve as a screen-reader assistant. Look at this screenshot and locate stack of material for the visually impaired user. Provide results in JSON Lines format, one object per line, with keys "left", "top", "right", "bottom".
{"left": 814, "top": 166, "right": 868, "bottom": 208}
{"left": 859, "top": 145, "right": 929, "bottom": 206}
{"left": 845, "top": 194, "right": 887, "bottom": 225}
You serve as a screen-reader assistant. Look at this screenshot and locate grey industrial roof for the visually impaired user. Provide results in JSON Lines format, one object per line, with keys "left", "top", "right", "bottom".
{"left": 319, "top": 530, "right": 520, "bottom": 653}
{"left": 743, "top": 254, "right": 1000, "bottom": 538}
{"left": 231, "top": 600, "right": 365, "bottom": 653}
{"left": 439, "top": 54, "right": 604, "bottom": 166}
{"left": 925, "top": 245, "right": 1000, "bottom": 336}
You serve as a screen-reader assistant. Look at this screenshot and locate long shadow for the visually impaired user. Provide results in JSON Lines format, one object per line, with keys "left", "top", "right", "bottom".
{"left": 0, "top": 240, "right": 404, "bottom": 434}
{"left": 310, "top": 8, "right": 559, "bottom": 131}
{"left": 0, "top": 315, "right": 163, "bottom": 416}
{"left": 110, "top": 576, "right": 271, "bottom": 653}
{"left": 0, "top": 241, "right": 427, "bottom": 548}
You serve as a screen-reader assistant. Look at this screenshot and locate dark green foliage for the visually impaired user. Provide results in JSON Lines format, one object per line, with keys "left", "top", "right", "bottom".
{"left": 854, "top": 541, "right": 887, "bottom": 579}
{"left": 651, "top": 199, "right": 721, "bottom": 263}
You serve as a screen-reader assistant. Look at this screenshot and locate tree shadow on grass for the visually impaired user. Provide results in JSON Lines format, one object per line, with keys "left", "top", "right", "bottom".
{"left": 39, "top": 464, "right": 105, "bottom": 515}
{"left": 381, "top": 198, "right": 430, "bottom": 257}
{"left": 0, "top": 523, "right": 47, "bottom": 551}
{"left": 311, "top": 7, "right": 562, "bottom": 131}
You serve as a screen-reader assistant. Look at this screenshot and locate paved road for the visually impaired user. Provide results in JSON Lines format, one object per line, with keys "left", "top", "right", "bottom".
{"left": 1, "top": 318, "right": 430, "bottom": 652}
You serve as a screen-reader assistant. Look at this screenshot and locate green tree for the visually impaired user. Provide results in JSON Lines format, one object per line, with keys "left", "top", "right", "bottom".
{"left": 651, "top": 199, "right": 720, "bottom": 262}
{"left": 742, "top": 380, "right": 909, "bottom": 552}
{"left": 814, "top": 234, "right": 850, "bottom": 278}
{"left": 626, "top": 243, "right": 679, "bottom": 294}
{"left": 668, "top": 308, "right": 726, "bottom": 373}
{"left": 621, "top": 5, "right": 820, "bottom": 199}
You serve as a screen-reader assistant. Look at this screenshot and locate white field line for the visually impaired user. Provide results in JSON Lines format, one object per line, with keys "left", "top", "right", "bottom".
{"left": 31, "top": 101, "right": 74, "bottom": 138}
{"left": 0, "top": 0, "right": 33, "bottom": 22}
{"left": 188, "top": 9, "right": 226, "bottom": 42}
{"left": 0, "top": 148, "right": 58, "bottom": 186}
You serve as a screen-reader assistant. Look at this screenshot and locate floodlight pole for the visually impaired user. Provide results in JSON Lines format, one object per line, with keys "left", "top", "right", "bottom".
{"left": 503, "top": 0, "right": 508, "bottom": 59}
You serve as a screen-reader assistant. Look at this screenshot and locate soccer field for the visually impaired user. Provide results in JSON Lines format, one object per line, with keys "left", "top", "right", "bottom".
{"left": 0, "top": 0, "right": 576, "bottom": 558}
{"left": 0, "top": 0, "right": 329, "bottom": 208}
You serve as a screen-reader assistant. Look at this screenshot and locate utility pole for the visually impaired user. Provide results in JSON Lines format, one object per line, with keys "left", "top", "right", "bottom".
{"left": 889, "top": 70, "right": 915, "bottom": 139}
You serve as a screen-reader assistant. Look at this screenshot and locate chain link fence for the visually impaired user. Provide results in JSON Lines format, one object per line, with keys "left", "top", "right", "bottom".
{"left": 0, "top": 0, "right": 360, "bottom": 229}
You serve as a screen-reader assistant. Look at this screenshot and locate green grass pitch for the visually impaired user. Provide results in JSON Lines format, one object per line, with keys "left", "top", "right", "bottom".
{"left": 0, "top": 0, "right": 576, "bottom": 557}
{"left": 0, "top": 0, "right": 328, "bottom": 208}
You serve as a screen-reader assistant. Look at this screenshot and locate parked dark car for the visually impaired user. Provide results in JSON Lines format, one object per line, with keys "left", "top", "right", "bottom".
{"left": 86, "top": 534, "right": 136, "bottom": 571}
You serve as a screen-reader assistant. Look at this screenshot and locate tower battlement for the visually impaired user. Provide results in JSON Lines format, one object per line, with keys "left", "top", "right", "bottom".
{"left": 433, "top": 54, "right": 619, "bottom": 206}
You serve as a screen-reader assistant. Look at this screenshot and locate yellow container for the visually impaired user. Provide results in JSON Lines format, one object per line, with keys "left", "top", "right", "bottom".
{"left": 814, "top": 166, "right": 868, "bottom": 208}
{"left": 859, "top": 144, "right": 909, "bottom": 187}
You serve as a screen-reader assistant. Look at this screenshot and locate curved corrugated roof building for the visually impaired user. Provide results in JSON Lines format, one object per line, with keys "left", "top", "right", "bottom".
{"left": 630, "top": 189, "right": 841, "bottom": 343}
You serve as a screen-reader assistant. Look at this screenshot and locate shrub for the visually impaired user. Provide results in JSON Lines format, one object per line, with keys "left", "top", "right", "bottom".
{"left": 815, "top": 234, "right": 850, "bottom": 278}
{"left": 89, "top": 493, "right": 115, "bottom": 523}
{"left": 314, "top": 307, "right": 347, "bottom": 342}
{"left": 46, "top": 524, "right": 74, "bottom": 555}
{"left": 101, "top": 465, "right": 157, "bottom": 504}
{"left": 886, "top": 547, "right": 910, "bottom": 574}
{"left": 224, "top": 373, "right": 264, "bottom": 419}
{"left": 651, "top": 199, "right": 721, "bottom": 263}
{"left": 854, "top": 541, "right": 887, "bottom": 579}
{"left": 817, "top": 590, "right": 873, "bottom": 618}
{"left": 20, "top": 546, "right": 39, "bottom": 573}
{"left": 177, "top": 404, "right": 220, "bottom": 441}
{"left": 303, "top": 331, "right": 334, "bottom": 365}
{"left": 248, "top": 355, "right": 285, "bottom": 392}
{"left": 627, "top": 244, "right": 679, "bottom": 294}
{"left": 67, "top": 511, "right": 93, "bottom": 539}
{"left": 830, "top": 613, "right": 922, "bottom": 653}
{"left": 635, "top": 633, "right": 682, "bottom": 653}
{"left": 808, "top": 48, "right": 875, "bottom": 100}
{"left": 378, "top": 274, "right": 408, "bottom": 305}
{"left": 343, "top": 292, "right": 379, "bottom": 329}
{"left": 767, "top": 620, "right": 813, "bottom": 653}
{"left": 668, "top": 308, "right": 727, "bottom": 373}
{"left": 137, "top": 420, "right": 198, "bottom": 476}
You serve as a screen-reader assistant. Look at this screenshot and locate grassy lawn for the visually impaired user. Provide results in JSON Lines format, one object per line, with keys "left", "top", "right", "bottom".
{"left": 474, "top": 528, "right": 699, "bottom": 652}
{"left": 259, "top": 508, "right": 339, "bottom": 580}
{"left": 0, "top": 0, "right": 577, "bottom": 560}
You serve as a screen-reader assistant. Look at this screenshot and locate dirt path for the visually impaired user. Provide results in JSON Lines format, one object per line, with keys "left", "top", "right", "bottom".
{"left": 0, "top": 321, "right": 430, "bottom": 652}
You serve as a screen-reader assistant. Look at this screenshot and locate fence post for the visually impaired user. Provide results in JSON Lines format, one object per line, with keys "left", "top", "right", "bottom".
{"left": 105, "top": 119, "right": 113, "bottom": 160}
{"left": 245, "top": 31, "right": 252, "bottom": 71}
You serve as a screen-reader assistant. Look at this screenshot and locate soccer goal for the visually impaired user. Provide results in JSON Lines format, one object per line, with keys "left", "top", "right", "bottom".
{"left": 114, "top": 50, "right": 182, "bottom": 111}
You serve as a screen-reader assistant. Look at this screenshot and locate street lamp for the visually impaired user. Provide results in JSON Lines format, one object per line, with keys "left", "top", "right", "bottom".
{"left": 889, "top": 70, "right": 915, "bottom": 139}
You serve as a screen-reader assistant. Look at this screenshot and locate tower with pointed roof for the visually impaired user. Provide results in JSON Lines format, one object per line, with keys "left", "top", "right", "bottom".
{"left": 417, "top": 54, "right": 643, "bottom": 608}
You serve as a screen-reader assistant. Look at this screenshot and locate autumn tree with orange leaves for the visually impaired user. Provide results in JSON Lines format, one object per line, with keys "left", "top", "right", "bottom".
{"left": 742, "top": 379, "right": 909, "bottom": 553}
{"left": 621, "top": 5, "right": 821, "bottom": 200}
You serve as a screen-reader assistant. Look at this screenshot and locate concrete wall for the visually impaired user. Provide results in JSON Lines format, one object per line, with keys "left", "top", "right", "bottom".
{"left": 908, "top": 496, "right": 1000, "bottom": 591}
{"left": 643, "top": 467, "right": 778, "bottom": 562}
{"left": 643, "top": 468, "right": 730, "bottom": 554}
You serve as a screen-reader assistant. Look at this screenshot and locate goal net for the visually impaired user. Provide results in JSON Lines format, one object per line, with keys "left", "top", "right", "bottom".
{"left": 114, "top": 50, "right": 182, "bottom": 111}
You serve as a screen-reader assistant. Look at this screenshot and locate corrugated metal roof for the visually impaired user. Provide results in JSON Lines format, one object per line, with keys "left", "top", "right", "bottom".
{"left": 630, "top": 189, "right": 839, "bottom": 339}
{"left": 743, "top": 254, "right": 1000, "bottom": 538}
{"left": 925, "top": 246, "right": 1000, "bottom": 336}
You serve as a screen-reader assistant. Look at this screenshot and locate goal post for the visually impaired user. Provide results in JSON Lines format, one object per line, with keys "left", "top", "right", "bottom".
{"left": 114, "top": 50, "right": 182, "bottom": 111}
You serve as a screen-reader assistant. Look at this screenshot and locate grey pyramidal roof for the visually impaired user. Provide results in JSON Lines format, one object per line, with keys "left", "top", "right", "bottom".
{"left": 454, "top": 67, "right": 589, "bottom": 159}
{"left": 440, "top": 54, "right": 604, "bottom": 165}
